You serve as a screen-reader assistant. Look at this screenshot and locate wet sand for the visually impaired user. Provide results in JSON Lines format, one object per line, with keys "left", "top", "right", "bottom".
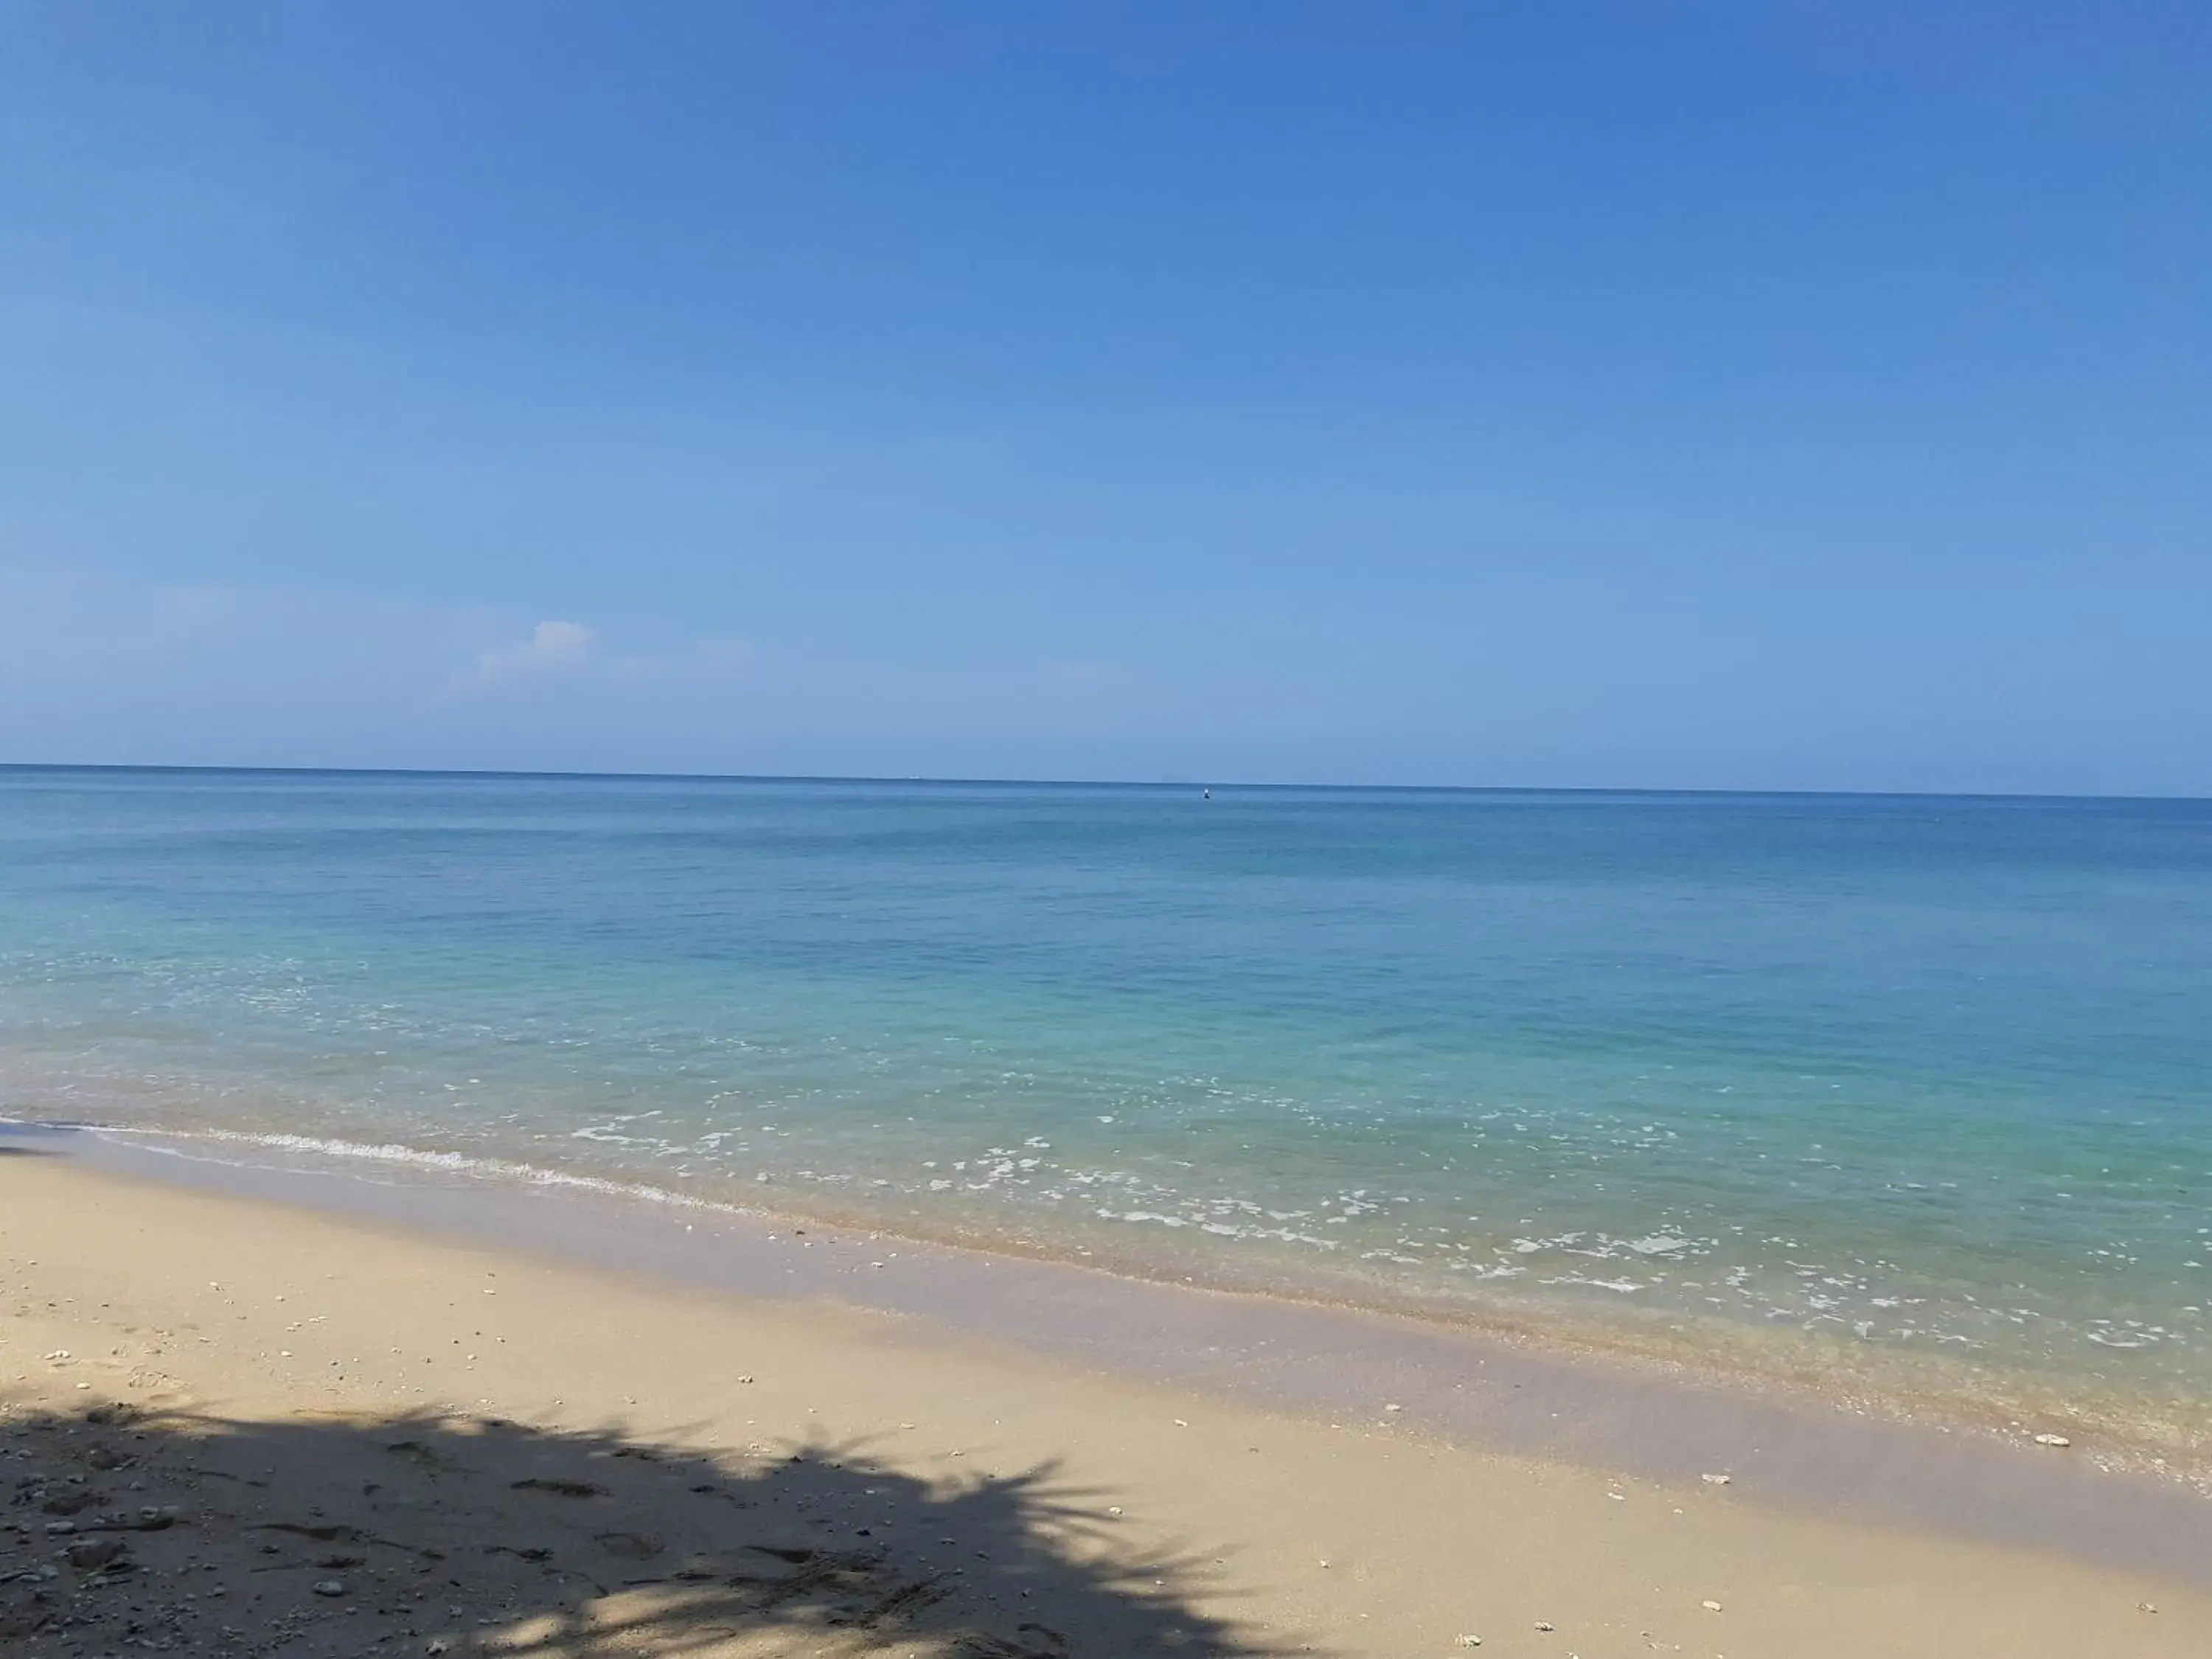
{"left": 3, "top": 1144, "right": 2208, "bottom": 1656}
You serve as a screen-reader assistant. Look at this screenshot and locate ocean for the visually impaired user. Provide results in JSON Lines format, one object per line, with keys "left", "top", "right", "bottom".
{"left": 3, "top": 767, "right": 2208, "bottom": 1464}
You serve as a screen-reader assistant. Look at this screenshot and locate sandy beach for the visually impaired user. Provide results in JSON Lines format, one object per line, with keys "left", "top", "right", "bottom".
{"left": 3, "top": 1152, "right": 2206, "bottom": 1657}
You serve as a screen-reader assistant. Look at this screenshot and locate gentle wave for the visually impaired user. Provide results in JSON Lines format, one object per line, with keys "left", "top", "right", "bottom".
{"left": 59, "top": 1120, "right": 774, "bottom": 1220}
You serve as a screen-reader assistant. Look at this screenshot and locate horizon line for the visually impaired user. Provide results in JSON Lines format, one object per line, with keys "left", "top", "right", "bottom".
{"left": 0, "top": 760, "right": 2204, "bottom": 807}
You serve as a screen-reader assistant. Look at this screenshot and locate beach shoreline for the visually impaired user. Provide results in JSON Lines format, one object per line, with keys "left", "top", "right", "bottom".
{"left": 4, "top": 1131, "right": 2211, "bottom": 1655}
{"left": 7, "top": 776, "right": 2211, "bottom": 1506}
{"left": 20, "top": 1113, "right": 2212, "bottom": 1499}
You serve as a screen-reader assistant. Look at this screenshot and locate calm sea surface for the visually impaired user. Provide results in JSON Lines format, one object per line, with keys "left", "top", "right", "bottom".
{"left": 4, "top": 768, "right": 2209, "bottom": 1455}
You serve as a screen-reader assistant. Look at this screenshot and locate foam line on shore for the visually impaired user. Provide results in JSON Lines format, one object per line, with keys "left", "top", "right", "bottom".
{"left": 13, "top": 1113, "right": 2212, "bottom": 1587}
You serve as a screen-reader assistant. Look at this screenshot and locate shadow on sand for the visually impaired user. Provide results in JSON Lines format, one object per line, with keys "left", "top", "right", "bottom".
{"left": 1, "top": 1399, "right": 1302, "bottom": 1658}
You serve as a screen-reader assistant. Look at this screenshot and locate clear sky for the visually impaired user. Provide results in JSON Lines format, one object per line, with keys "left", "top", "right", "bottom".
{"left": 3, "top": 3, "right": 2206, "bottom": 793}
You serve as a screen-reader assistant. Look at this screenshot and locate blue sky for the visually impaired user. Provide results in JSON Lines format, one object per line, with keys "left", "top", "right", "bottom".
{"left": 3, "top": 3, "right": 2206, "bottom": 791}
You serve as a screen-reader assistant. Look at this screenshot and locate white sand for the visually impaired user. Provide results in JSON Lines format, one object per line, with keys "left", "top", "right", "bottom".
{"left": 2, "top": 1155, "right": 2204, "bottom": 1656}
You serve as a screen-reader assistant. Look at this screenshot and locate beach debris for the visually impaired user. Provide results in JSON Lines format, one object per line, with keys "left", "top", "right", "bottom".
{"left": 103, "top": 1506, "right": 179, "bottom": 1531}
{"left": 1700, "top": 1472, "right": 1731, "bottom": 1485}
{"left": 1534, "top": 1620, "right": 1554, "bottom": 1631}
{"left": 1384, "top": 1403, "right": 1403, "bottom": 1413}
{"left": 254, "top": 1520, "right": 360, "bottom": 1545}
{"left": 63, "top": 1538, "right": 129, "bottom": 1571}
{"left": 1702, "top": 1599, "right": 1724, "bottom": 1612}
{"left": 1105, "top": 1506, "right": 1123, "bottom": 1517}
{"left": 2139, "top": 1601, "right": 2158, "bottom": 1613}
{"left": 737, "top": 1375, "right": 754, "bottom": 1384}
{"left": 1455, "top": 1635, "right": 1484, "bottom": 1647}
{"left": 1173, "top": 1419, "right": 1190, "bottom": 1427}
{"left": 2033, "top": 1432, "right": 2071, "bottom": 1447}
{"left": 312, "top": 1578, "right": 347, "bottom": 1597}
{"left": 426, "top": 1640, "right": 452, "bottom": 1655}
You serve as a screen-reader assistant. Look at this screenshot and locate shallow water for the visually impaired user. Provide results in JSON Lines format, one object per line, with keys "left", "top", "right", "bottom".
{"left": 3, "top": 767, "right": 2208, "bottom": 1455}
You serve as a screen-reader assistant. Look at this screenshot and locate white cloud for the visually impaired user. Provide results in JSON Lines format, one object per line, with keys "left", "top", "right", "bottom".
{"left": 463, "top": 619, "right": 597, "bottom": 689}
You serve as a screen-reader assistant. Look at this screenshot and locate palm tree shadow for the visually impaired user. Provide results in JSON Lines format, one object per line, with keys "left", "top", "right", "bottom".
{"left": 1, "top": 1399, "right": 1309, "bottom": 1658}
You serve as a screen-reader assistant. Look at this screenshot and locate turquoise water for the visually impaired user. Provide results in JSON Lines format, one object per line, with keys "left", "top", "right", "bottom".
{"left": 4, "top": 768, "right": 2210, "bottom": 1453}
